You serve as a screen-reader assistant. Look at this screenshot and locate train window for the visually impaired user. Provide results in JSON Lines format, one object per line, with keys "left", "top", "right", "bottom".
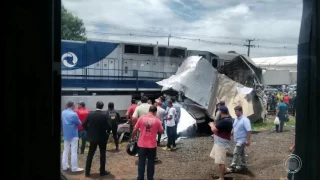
{"left": 124, "top": 45, "right": 139, "bottom": 54}
{"left": 125, "top": 66, "right": 128, "bottom": 74}
{"left": 96, "top": 63, "right": 99, "bottom": 67}
{"left": 140, "top": 46, "right": 154, "bottom": 55}
{"left": 171, "top": 49, "right": 185, "bottom": 58}
{"left": 158, "top": 47, "right": 168, "bottom": 56}
{"left": 212, "top": 58, "right": 218, "bottom": 68}
{"left": 104, "top": 64, "right": 107, "bottom": 67}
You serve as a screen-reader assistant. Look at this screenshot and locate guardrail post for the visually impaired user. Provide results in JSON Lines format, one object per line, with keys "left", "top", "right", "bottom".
{"left": 133, "top": 69, "right": 138, "bottom": 91}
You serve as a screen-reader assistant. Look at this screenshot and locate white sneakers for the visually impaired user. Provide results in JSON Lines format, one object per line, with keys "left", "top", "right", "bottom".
{"left": 62, "top": 167, "right": 84, "bottom": 172}
{"left": 71, "top": 168, "right": 84, "bottom": 172}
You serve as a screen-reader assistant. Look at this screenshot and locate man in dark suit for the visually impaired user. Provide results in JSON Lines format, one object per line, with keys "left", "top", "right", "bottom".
{"left": 82, "top": 101, "right": 112, "bottom": 177}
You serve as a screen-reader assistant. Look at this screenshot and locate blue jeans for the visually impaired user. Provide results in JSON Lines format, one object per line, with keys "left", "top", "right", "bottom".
{"left": 137, "top": 147, "right": 156, "bottom": 180}
{"left": 166, "top": 126, "right": 176, "bottom": 148}
{"left": 78, "top": 130, "right": 87, "bottom": 153}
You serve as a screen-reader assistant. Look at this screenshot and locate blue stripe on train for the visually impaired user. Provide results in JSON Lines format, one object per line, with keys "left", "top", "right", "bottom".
{"left": 62, "top": 79, "right": 161, "bottom": 89}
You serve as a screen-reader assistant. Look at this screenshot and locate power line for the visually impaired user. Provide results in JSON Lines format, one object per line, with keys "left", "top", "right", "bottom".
{"left": 84, "top": 21, "right": 297, "bottom": 45}
{"left": 86, "top": 31, "right": 298, "bottom": 50}
{"left": 87, "top": 31, "right": 244, "bottom": 47}
{"left": 255, "top": 45, "right": 297, "bottom": 49}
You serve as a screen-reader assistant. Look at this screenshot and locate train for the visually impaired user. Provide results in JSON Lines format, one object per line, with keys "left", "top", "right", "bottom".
{"left": 61, "top": 39, "right": 233, "bottom": 116}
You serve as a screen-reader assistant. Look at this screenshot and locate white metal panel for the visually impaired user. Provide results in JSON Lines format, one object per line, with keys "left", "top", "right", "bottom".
{"left": 131, "top": 60, "right": 139, "bottom": 70}
{"left": 102, "top": 58, "right": 109, "bottom": 77}
{"left": 108, "top": 59, "right": 116, "bottom": 76}
{"left": 94, "top": 61, "right": 102, "bottom": 78}
{"left": 252, "top": 55, "right": 297, "bottom": 66}
{"left": 152, "top": 61, "right": 161, "bottom": 78}
{"left": 157, "top": 56, "right": 217, "bottom": 108}
{"left": 61, "top": 95, "right": 132, "bottom": 117}
{"left": 263, "top": 70, "right": 291, "bottom": 85}
{"left": 139, "top": 61, "right": 151, "bottom": 77}
{"left": 122, "top": 60, "right": 132, "bottom": 76}
{"left": 290, "top": 71, "right": 297, "bottom": 84}
{"left": 158, "top": 61, "right": 165, "bottom": 78}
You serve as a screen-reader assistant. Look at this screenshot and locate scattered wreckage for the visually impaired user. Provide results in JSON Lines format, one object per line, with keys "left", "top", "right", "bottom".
{"left": 156, "top": 54, "right": 265, "bottom": 133}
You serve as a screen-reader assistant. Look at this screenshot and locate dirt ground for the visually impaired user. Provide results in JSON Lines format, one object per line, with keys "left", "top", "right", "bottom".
{"left": 62, "top": 117, "right": 295, "bottom": 180}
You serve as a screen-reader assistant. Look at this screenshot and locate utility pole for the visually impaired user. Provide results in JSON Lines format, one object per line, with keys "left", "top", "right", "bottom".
{"left": 244, "top": 39, "right": 255, "bottom": 57}
{"left": 168, "top": 34, "right": 171, "bottom": 46}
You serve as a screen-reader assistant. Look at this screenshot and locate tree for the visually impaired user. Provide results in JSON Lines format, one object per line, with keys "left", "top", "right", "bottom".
{"left": 61, "top": 5, "right": 87, "bottom": 41}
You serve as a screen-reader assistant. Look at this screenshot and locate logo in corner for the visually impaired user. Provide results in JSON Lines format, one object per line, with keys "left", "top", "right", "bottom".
{"left": 61, "top": 52, "right": 78, "bottom": 68}
{"left": 283, "top": 154, "right": 302, "bottom": 174}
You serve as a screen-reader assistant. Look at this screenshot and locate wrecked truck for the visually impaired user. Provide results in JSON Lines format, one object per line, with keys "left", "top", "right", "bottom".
{"left": 156, "top": 54, "right": 265, "bottom": 133}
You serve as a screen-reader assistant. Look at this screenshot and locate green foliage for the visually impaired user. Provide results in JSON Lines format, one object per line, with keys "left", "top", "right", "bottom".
{"left": 252, "top": 118, "right": 296, "bottom": 131}
{"left": 61, "top": 5, "right": 87, "bottom": 41}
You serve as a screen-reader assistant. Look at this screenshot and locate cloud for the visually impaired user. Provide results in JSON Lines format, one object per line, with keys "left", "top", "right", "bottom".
{"left": 62, "top": 0, "right": 302, "bottom": 58}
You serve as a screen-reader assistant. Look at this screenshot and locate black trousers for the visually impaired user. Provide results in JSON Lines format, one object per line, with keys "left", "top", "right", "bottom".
{"left": 174, "top": 123, "right": 179, "bottom": 140}
{"left": 107, "top": 123, "right": 119, "bottom": 147}
{"left": 157, "top": 133, "right": 161, "bottom": 145}
{"left": 78, "top": 130, "right": 87, "bottom": 153}
{"left": 275, "top": 120, "right": 285, "bottom": 132}
{"left": 137, "top": 147, "right": 157, "bottom": 180}
{"left": 85, "top": 140, "right": 107, "bottom": 175}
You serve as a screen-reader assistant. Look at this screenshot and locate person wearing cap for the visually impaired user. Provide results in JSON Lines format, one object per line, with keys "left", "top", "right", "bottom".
{"left": 76, "top": 101, "right": 90, "bottom": 154}
{"left": 155, "top": 99, "right": 165, "bottom": 146}
{"left": 229, "top": 106, "right": 252, "bottom": 172}
{"left": 209, "top": 105, "right": 233, "bottom": 180}
{"left": 214, "top": 101, "right": 226, "bottom": 124}
{"left": 61, "top": 100, "right": 83, "bottom": 172}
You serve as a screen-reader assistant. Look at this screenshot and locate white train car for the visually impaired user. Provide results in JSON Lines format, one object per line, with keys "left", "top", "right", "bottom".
{"left": 61, "top": 40, "right": 187, "bottom": 114}
{"left": 61, "top": 40, "right": 187, "bottom": 93}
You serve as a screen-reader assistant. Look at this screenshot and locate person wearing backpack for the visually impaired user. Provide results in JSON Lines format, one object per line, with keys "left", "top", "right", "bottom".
{"left": 106, "top": 102, "right": 121, "bottom": 150}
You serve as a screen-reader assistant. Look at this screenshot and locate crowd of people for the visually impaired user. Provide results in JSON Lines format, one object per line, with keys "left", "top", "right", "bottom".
{"left": 264, "top": 90, "right": 296, "bottom": 116}
{"left": 61, "top": 90, "right": 295, "bottom": 180}
{"left": 61, "top": 95, "right": 181, "bottom": 179}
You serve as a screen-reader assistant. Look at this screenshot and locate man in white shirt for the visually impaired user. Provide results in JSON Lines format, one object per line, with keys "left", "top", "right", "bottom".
{"left": 162, "top": 100, "right": 176, "bottom": 151}
{"left": 132, "top": 96, "right": 152, "bottom": 122}
{"left": 171, "top": 97, "right": 181, "bottom": 141}
{"left": 155, "top": 99, "right": 166, "bottom": 146}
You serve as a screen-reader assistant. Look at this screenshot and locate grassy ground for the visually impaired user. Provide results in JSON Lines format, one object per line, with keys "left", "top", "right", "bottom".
{"left": 251, "top": 116, "right": 296, "bottom": 131}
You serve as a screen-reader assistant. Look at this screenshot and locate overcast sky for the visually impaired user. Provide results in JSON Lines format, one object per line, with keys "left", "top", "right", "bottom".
{"left": 63, "top": 0, "right": 302, "bottom": 58}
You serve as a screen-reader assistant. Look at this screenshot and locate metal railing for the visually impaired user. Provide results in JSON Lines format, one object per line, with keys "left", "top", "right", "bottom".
{"left": 61, "top": 68, "right": 169, "bottom": 90}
